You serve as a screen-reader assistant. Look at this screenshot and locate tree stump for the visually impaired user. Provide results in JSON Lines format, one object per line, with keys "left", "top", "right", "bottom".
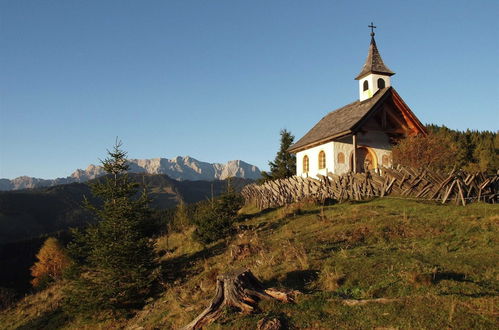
{"left": 182, "top": 269, "right": 296, "bottom": 330}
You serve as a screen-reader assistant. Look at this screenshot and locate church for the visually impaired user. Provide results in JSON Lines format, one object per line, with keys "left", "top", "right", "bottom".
{"left": 288, "top": 25, "right": 426, "bottom": 179}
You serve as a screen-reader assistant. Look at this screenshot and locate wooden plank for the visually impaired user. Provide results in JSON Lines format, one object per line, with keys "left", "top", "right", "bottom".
{"left": 442, "top": 180, "right": 456, "bottom": 204}
{"left": 456, "top": 180, "right": 466, "bottom": 206}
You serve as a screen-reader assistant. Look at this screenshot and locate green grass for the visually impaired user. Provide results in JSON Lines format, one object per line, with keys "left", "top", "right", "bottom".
{"left": 1, "top": 198, "right": 498, "bottom": 329}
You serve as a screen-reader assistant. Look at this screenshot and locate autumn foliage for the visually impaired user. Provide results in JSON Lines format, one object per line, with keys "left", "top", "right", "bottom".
{"left": 392, "top": 126, "right": 498, "bottom": 173}
{"left": 30, "top": 237, "right": 71, "bottom": 287}
{"left": 391, "top": 133, "right": 459, "bottom": 172}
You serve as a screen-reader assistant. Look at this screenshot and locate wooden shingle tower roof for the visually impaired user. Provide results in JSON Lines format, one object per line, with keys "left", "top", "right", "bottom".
{"left": 355, "top": 33, "right": 395, "bottom": 80}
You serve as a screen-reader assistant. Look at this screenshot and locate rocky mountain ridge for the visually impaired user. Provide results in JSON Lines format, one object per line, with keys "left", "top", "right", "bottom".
{"left": 0, "top": 156, "right": 261, "bottom": 191}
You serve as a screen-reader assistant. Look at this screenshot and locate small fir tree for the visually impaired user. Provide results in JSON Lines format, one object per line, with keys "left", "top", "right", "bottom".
{"left": 261, "top": 129, "right": 296, "bottom": 181}
{"left": 65, "top": 140, "right": 157, "bottom": 315}
{"left": 172, "top": 200, "right": 189, "bottom": 232}
{"left": 191, "top": 189, "right": 244, "bottom": 245}
{"left": 31, "top": 237, "right": 71, "bottom": 288}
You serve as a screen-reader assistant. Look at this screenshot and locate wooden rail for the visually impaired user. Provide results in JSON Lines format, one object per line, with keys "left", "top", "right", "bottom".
{"left": 242, "top": 167, "right": 498, "bottom": 209}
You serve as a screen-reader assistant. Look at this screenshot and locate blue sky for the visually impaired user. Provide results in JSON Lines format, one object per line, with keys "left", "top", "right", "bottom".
{"left": 1, "top": 0, "right": 498, "bottom": 179}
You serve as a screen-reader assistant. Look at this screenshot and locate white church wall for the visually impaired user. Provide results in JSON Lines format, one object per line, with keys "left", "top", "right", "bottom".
{"left": 333, "top": 136, "right": 355, "bottom": 175}
{"left": 358, "top": 73, "right": 391, "bottom": 101}
{"left": 296, "top": 141, "right": 335, "bottom": 179}
{"left": 295, "top": 131, "right": 393, "bottom": 178}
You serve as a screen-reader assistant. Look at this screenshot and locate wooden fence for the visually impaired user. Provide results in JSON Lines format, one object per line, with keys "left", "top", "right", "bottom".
{"left": 241, "top": 167, "right": 499, "bottom": 209}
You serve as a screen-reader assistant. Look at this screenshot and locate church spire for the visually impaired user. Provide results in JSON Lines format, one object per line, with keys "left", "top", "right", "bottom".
{"left": 355, "top": 24, "right": 394, "bottom": 80}
{"left": 356, "top": 23, "right": 395, "bottom": 101}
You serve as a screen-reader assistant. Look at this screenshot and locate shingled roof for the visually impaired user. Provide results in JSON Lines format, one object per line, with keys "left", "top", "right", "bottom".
{"left": 288, "top": 87, "right": 391, "bottom": 153}
{"left": 355, "top": 36, "right": 394, "bottom": 80}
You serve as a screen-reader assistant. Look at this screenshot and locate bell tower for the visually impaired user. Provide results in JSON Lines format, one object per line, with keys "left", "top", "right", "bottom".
{"left": 355, "top": 23, "right": 395, "bottom": 101}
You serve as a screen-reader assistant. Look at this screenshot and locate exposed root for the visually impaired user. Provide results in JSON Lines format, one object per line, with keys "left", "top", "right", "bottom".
{"left": 182, "top": 269, "right": 297, "bottom": 330}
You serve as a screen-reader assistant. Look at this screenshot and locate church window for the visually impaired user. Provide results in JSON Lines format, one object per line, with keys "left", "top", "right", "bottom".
{"left": 303, "top": 155, "right": 309, "bottom": 173}
{"left": 363, "top": 80, "right": 369, "bottom": 91}
{"left": 382, "top": 154, "right": 390, "bottom": 167}
{"left": 318, "top": 151, "right": 326, "bottom": 169}
{"left": 337, "top": 152, "right": 345, "bottom": 164}
{"left": 377, "top": 78, "right": 386, "bottom": 89}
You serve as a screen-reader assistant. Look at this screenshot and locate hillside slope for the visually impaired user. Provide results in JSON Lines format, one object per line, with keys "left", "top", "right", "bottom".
{"left": 1, "top": 199, "right": 498, "bottom": 329}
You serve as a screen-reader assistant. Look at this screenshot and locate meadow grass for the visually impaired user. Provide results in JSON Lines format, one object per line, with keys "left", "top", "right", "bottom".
{"left": 1, "top": 198, "right": 497, "bottom": 329}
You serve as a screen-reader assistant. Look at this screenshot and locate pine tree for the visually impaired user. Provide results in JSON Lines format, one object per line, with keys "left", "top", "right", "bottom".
{"left": 261, "top": 129, "right": 296, "bottom": 181}
{"left": 31, "top": 237, "right": 71, "bottom": 288}
{"left": 65, "top": 141, "right": 157, "bottom": 315}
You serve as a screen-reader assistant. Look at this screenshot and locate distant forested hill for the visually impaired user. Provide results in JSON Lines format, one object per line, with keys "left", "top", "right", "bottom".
{"left": 0, "top": 174, "right": 252, "bottom": 245}
{"left": 425, "top": 125, "right": 498, "bottom": 173}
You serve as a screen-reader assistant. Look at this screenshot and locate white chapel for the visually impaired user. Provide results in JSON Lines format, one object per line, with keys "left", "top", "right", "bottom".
{"left": 288, "top": 25, "right": 426, "bottom": 179}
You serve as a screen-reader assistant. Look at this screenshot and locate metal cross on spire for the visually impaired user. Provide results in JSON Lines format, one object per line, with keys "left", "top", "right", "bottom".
{"left": 368, "top": 22, "right": 376, "bottom": 37}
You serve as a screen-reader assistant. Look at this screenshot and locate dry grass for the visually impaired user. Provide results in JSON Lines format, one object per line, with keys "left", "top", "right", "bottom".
{"left": 404, "top": 271, "right": 434, "bottom": 287}
{"left": 155, "top": 226, "right": 203, "bottom": 262}
{"left": 319, "top": 265, "right": 345, "bottom": 291}
{"left": 2, "top": 198, "right": 498, "bottom": 329}
{"left": 0, "top": 283, "right": 64, "bottom": 329}
{"left": 276, "top": 200, "right": 315, "bottom": 219}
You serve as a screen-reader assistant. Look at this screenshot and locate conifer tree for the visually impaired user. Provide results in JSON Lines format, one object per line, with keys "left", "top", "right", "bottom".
{"left": 172, "top": 200, "right": 189, "bottom": 232}
{"left": 191, "top": 180, "right": 244, "bottom": 244}
{"left": 65, "top": 140, "right": 157, "bottom": 315}
{"left": 261, "top": 129, "right": 296, "bottom": 181}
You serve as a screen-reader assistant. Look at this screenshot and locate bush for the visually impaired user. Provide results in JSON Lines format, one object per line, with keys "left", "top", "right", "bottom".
{"left": 191, "top": 192, "right": 244, "bottom": 244}
{"left": 391, "top": 133, "right": 458, "bottom": 172}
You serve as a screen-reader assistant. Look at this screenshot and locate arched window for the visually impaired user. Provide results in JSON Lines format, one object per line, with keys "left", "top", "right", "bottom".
{"left": 337, "top": 152, "right": 345, "bottom": 164}
{"left": 363, "top": 80, "right": 369, "bottom": 91}
{"left": 382, "top": 154, "right": 390, "bottom": 167}
{"left": 377, "top": 78, "right": 385, "bottom": 89}
{"left": 318, "top": 151, "right": 326, "bottom": 169}
{"left": 303, "top": 155, "right": 309, "bottom": 173}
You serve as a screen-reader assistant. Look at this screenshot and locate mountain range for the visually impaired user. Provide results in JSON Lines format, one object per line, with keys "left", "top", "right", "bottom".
{"left": 0, "top": 156, "right": 261, "bottom": 191}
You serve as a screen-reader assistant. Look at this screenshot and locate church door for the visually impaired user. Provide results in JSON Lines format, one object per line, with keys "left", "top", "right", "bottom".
{"left": 351, "top": 147, "right": 376, "bottom": 172}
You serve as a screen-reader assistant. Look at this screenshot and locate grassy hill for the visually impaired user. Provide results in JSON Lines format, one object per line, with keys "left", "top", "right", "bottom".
{"left": 1, "top": 198, "right": 498, "bottom": 329}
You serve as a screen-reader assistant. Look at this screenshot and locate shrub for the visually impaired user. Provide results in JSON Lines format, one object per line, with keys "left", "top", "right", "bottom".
{"left": 192, "top": 192, "right": 244, "bottom": 244}
{"left": 392, "top": 133, "right": 458, "bottom": 172}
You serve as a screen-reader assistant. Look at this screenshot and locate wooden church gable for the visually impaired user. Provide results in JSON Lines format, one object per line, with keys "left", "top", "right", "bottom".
{"left": 289, "top": 87, "right": 425, "bottom": 153}
{"left": 354, "top": 88, "right": 426, "bottom": 138}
